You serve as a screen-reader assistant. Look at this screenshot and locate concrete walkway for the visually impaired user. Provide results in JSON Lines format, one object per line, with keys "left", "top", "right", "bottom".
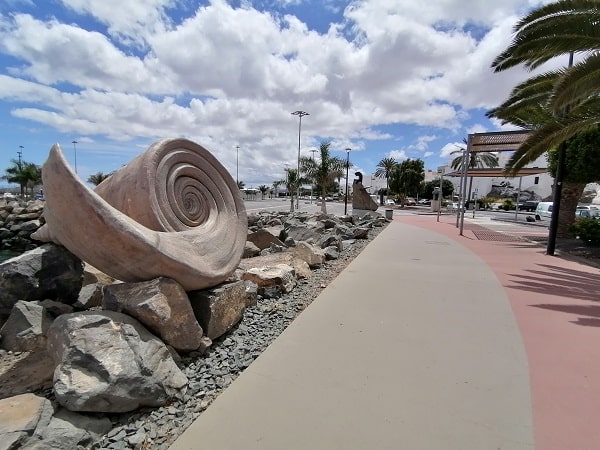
{"left": 171, "top": 217, "right": 544, "bottom": 449}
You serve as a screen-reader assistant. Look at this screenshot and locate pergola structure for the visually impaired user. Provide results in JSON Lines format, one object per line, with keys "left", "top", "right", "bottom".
{"left": 454, "top": 130, "right": 548, "bottom": 235}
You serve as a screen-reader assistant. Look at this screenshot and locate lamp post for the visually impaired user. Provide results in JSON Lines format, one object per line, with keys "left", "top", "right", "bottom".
{"left": 344, "top": 148, "right": 351, "bottom": 215}
{"left": 71, "top": 140, "right": 78, "bottom": 174}
{"left": 291, "top": 110, "right": 309, "bottom": 210}
{"left": 17, "top": 146, "right": 23, "bottom": 165}
{"left": 236, "top": 145, "right": 240, "bottom": 186}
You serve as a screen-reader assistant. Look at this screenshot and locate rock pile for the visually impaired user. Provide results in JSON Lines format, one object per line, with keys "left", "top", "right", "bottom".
{"left": 0, "top": 209, "right": 388, "bottom": 449}
{"left": 0, "top": 199, "right": 45, "bottom": 252}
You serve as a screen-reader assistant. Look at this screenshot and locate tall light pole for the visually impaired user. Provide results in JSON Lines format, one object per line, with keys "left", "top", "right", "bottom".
{"left": 17, "top": 145, "right": 23, "bottom": 165}
{"left": 72, "top": 140, "right": 78, "bottom": 174}
{"left": 344, "top": 148, "right": 351, "bottom": 215}
{"left": 309, "top": 148, "right": 317, "bottom": 203}
{"left": 236, "top": 145, "right": 240, "bottom": 186}
{"left": 291, "top": 110, "right": 309, "bottom": 210}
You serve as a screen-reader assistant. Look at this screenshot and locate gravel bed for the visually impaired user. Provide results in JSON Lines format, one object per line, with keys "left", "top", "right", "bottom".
{"left": 92, "top": 223, "right": 387, "bottom": 450}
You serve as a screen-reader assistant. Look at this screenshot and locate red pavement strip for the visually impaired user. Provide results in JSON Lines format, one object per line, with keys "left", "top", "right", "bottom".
{"left": 397, "top": 214, "right": 600, "bottom": 450}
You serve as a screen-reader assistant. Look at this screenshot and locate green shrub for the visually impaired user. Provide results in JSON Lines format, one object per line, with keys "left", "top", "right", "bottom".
{"left": 502, "top": 198, "right": 514, "bottom": 211}
{"left": 569, "top": 218, "right": 600, "bottom": 246}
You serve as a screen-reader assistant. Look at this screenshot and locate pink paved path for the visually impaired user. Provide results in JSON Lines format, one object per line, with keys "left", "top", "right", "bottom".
{"left": 397, "top": 214, "right": 600, "bottom": 450}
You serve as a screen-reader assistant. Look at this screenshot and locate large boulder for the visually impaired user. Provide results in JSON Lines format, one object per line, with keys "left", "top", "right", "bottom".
{"left": 188, "top": 281, "right": 247, "bottom": 340}
{"left": 0, "top": 301, "right": 53, "bottom": 352}
{"left": 47, "top": 311, "right": 188, "bottom": 413}
{"left": 102, "top": 277, "right": 205, "bottom": 353}
{"left": 0, "top": 244, "right": 83, "bottom": 319}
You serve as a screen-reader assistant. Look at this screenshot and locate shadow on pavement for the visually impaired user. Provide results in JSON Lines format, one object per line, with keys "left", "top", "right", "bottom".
{"left": 506, "top": 263, "right": 600, "bottom": 303}
{"left": 532, "top": 304, "right": 600, "bottom": 328}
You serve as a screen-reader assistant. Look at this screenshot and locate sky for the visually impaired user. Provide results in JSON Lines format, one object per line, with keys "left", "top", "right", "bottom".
{"left": 0, "top": 0, "right": 555, "bottom": 189}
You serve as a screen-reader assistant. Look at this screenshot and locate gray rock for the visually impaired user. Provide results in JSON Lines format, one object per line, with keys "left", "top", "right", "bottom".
{"left": 353, "top": 227, "right": 370, "bottom": 239}
{"left": 0, "top": 301, "right": 53, "bottom": 352}
{"left": 30, "top": 408, "right": 113, "bottom": 450}
{"left": 0, "top": 393, "right": 54, "bottom": 442}
{"left": 103, "top": 277, "right": 205, "bottom": 353}
{"left": 0, "top": 244, "right": 83, "bottom": 319}
{"left": 242, "top": 264, "right": 297, "bottom": 295}
{"left": 188, "top": 281, "right": 246, "bottom": 340}
{"left": 242, "top": 241, "right": 261, "bottom": 259}
{"left": 73, "top": 282, "right": 103, "bottom": 309}
{"left": 294, "top": 241, "right": 325, "bottom": 268}
{"left": 244, "top": 280, "right": 259, "bottom": 307}
{"left": 47, "top": 311, "right": 188, "bottom": 413}
{"left": 324, "top": 246, "right": 340, "bottom": 260}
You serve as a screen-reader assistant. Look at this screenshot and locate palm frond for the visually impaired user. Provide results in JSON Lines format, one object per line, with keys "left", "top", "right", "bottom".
{"left": 493, "top": 0, "right": 600, "bottom": 71}
{"left": 551, "top": 52, "right": 600, "bottom": 111}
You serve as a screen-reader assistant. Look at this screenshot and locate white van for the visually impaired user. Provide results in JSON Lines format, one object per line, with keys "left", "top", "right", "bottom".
{"left": 535, "top": 202, "right": 553, "bottom": 220}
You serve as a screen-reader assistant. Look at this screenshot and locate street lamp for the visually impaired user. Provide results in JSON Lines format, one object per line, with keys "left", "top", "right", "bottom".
{"left": 236, "top": 145, "right": 240, "bottom": 186}
{"left": 17, "top": 146, "right": 23, "bottom": 165}
{"left": 309, "top": 149, "right": 317, "bottom": 203}
{"left": 344, "top": 148, "right": 351, "bottom": 215}
{"left": 291, "top": 110, "right": 309, "bottom": 210}
{"left": 72, "top": 140, "right": 78, "bottom": 174}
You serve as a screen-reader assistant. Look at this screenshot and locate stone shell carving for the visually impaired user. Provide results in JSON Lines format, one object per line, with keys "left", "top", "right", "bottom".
{"left": 32, "top": 138, "right": 247, "bottom": 291}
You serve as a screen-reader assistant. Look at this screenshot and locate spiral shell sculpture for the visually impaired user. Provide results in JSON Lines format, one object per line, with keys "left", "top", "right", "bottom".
{"left": 32, "top": 138, "right": 247, "bottom": 291}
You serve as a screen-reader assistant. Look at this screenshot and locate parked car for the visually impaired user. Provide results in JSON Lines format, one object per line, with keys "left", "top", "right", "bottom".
{"left": 535, "top": 202, "right": 553, "bottom": 220}
{"left": 3, "top": 192, "right": 16, "bottom": 200}
{"left": 575, "top": 209, "right": 596, "bottom": 218}
{"left": 404, "top": 197, "right": 416, "bottom": 206}
{"left": 518, "top": 200, "right": 539, "bottom": 212}
{"left": 384, "top": 199, "right": 395, "bottom": 206}
{"left": 576, "top": 205, "right": 599, "bottom": 217}
{"left": 417, "top": 198, "right": 431, "bottom": 206}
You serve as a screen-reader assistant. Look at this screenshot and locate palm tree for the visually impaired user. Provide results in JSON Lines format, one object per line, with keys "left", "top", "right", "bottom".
{"left": 374, "top": 157, "right": 398, "bottom": 191}
{"left": 489, "top": 0, "right": 600, "bottom": 171}
{"left": 299, "top": 142, "right": 345, "bottom": 214}
{"left": 87, "top": 171, "right": 113, "bottom": 186}
{"left": 274, "top": 169, "right": 307, "bottom": 212}
{"left": 258, "top": 184, "right": 269, "bottom": 200}
{"left": 3, "top": 159, "right": 42, "bottom": 198}
{"left": 450, "top": 139, "right": 499, "bottom": 202}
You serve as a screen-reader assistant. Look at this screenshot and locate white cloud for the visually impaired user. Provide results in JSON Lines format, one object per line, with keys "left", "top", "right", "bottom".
{"left": 0, "top": 0, "right": 557, "bottom": 185}
{"left": 59, "top": 0, "right": 173, "bottom": 45}
{"left": 389, "top": 149, "right": 407, "bottom": 160}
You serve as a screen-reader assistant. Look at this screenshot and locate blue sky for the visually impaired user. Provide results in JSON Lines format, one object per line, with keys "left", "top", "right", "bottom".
{"left": 0, "top": 0, "right": 552, "bottom": 188}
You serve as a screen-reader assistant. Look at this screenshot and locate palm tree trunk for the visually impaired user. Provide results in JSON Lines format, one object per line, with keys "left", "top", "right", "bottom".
{"left": 320, "top": 187, "right": 327, "bottom": 214}
{"left": 557, "top": 182, "right": 586, "bottom": 238}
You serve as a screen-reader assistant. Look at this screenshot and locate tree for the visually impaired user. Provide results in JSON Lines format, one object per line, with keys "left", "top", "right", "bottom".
{"left": 374, "top": 157, "right": 398, "bottom": 191}
{"left": 2, "top": 159, "right": 42, "bottom": 198}
{"left": 546, "top": 126, "right": 600, "bottom": 236}
{"left": 389, "top": 159, "right": 424, "bottom": 197}
{"left": 300, "top": 142, "right": 345, "bottom": 214}
{"left": 450, "top": 141, "right": 499, "bottom": 201}
{"left": 258, "top": 185, "right": 269, "bottom": 200}
{"left": 273, "top": 169, "right": 308, "bottom": 212}
{"left": 420, "top": 179, "right": 455, "bottom": 199}
{"left": 87, "top": 172, "right": 113, "bottom": 186}
{"left": 489, "top": 0, "right": 600, "bottom": 171}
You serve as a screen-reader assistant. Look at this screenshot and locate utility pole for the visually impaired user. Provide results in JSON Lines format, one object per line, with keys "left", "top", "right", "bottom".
{"left": 291, "top": 110, "right": 309, "bottom": 210}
